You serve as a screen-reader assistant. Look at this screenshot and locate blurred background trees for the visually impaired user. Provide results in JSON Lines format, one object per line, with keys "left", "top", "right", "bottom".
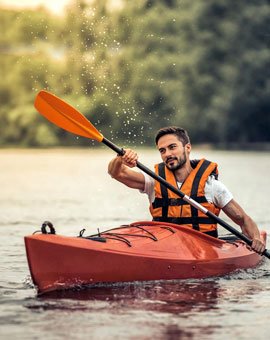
{"left": 1, "top": 0, "right": 269, "bottom": 147}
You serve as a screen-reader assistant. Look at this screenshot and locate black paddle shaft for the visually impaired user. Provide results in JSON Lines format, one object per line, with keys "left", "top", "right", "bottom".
{"left": 102, "top": 137, "right": 270, "bottom": 259}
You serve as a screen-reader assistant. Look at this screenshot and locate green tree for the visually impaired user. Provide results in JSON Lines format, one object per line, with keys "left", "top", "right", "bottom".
{"left": 171, "top": 0, "right": 270, "bottom": 144}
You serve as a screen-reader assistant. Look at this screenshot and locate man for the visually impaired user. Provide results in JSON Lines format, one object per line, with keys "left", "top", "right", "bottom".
{"left": 108, "top": 126, "right": 265, "bottom": 254}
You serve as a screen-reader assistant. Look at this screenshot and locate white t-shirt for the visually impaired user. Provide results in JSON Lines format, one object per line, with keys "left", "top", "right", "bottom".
{"left": 141, "top": 172, "right": 233, "bottom": 209}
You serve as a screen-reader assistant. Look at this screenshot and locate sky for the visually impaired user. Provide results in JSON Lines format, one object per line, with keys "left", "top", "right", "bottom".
{"left": 0, "top": 0, "right": 72, "bottom": 15}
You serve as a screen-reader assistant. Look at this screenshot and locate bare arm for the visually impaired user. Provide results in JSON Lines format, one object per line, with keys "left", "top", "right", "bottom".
{"left": 222, "top": 199, "right": 265, "bottom": 253}
{"left": 108, "top": 149, "right": 145, "bottom": 191}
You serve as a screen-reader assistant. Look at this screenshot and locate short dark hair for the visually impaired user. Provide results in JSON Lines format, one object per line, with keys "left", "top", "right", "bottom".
{"left": 155, "top": 126, "right": 190, "bottom": 145}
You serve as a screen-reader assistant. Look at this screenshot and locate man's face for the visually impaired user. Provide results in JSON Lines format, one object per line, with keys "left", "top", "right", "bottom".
{"left": 157, "top": 134, "right": 191, "bottom": 171}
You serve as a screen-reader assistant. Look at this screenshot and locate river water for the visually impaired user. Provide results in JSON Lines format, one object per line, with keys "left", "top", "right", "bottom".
{"left": 1, "top": 148, "right": 270, "bottom": 339}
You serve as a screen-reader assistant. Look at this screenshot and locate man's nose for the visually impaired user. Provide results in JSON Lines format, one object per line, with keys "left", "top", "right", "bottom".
{"left": 164, "top": 149, "right": 172, "bottom": 158}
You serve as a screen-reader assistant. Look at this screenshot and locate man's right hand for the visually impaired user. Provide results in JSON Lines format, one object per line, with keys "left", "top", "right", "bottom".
{"left": 121, "top": 149, "right": 138, "bottom": 168}
{"left": 108, "top": 149, "right": 145, "bottom": 190}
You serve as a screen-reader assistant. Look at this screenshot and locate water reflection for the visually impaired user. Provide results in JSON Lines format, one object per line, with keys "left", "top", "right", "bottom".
{"left": 25, "top": 280, "right": 220, "bottom": 314}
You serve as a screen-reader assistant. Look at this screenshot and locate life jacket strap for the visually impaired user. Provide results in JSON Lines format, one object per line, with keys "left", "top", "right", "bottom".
{"left": 152, "top": 196, "right": 208, "bottom": 209}
{"left": 153, "top": 216, "right": 217, "bottom": 225}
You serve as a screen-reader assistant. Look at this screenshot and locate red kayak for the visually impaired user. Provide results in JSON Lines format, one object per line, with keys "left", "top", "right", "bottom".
{"left": 24, "top": 221, "right": 266, "bottom": 295}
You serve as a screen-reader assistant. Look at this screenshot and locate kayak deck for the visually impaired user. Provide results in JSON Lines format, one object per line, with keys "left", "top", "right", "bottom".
{"left": 24, "top": 221, "right": 266, "bottom": 294}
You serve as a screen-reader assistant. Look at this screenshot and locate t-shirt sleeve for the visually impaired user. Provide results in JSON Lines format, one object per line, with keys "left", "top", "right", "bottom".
{"left": 211, "top": 178, "right": 233, "bottom": 208}
{"left": 140, "top": 172, "right": 155, "bottom": 203}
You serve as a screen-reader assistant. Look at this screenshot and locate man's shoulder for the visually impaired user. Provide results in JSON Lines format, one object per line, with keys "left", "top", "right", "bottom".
{"left": 206, "top": 176, "right": 230, "bottom": 195}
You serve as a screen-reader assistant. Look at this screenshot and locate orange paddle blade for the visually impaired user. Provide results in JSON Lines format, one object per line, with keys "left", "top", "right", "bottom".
{"left": 34, "top": 90, "right": 103, "bottom": 142}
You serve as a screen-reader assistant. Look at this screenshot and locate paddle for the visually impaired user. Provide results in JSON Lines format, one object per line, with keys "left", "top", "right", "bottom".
{"left": 35, "top": 90, "right": 270, "bottom": 259}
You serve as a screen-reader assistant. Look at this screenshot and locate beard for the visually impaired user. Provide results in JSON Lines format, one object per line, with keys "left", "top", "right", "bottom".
{"left": 165, "top": 151, "right": 187, "bottom": 171}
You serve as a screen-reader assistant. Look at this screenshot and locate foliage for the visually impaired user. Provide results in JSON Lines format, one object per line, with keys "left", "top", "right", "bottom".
{"left": 0, "top": 0, "right": 269, "bottom": 147}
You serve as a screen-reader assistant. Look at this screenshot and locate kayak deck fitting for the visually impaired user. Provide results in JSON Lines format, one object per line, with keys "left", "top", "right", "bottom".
{"left": 24, "top": 221, "right": 266, "bottom": 295}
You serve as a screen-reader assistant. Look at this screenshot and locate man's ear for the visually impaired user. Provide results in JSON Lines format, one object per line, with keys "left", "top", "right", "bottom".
{"left": 185, "top": 143, "right": 191, "bottom": 154}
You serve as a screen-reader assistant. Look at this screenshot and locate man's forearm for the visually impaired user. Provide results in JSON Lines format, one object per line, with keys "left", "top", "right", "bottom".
{"left": 108, "top": 156, "right": 123, "bottom": 179}
{"left": 241, "top": 215, "right": 261, "bottom": 240}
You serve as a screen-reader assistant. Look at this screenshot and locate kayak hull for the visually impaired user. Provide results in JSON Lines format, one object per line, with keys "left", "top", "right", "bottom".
{"left": 24, "top": 221, "right": 266, "bottom": 294}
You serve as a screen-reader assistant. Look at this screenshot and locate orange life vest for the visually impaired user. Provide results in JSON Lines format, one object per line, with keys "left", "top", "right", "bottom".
{"left": 150, "top": 159, "right": 220, "bottom": 233}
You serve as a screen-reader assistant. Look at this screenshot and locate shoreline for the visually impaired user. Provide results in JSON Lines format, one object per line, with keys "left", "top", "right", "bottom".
{"left": 0, "top": 142, "right": 270, "bottom": 152}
